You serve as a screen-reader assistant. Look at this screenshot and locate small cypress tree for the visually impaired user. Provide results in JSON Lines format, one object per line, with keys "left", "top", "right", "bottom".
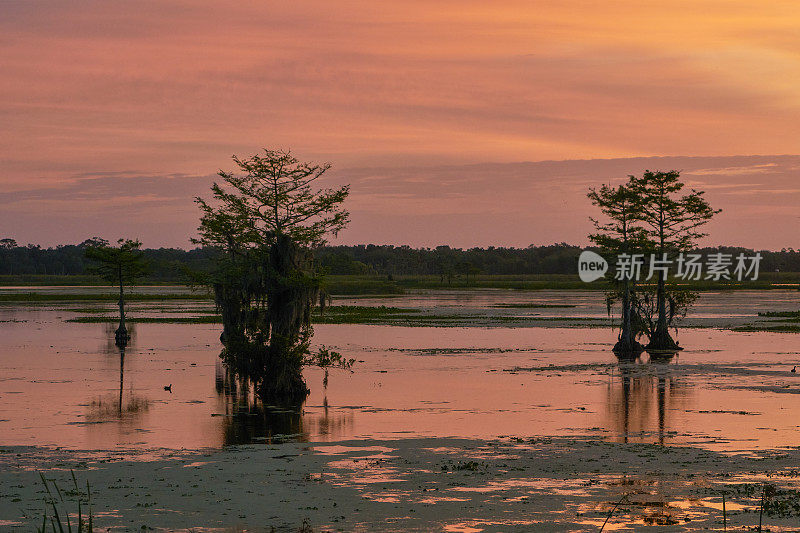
{"left": 84, "top": 238, "right": 148, "bottom": 346}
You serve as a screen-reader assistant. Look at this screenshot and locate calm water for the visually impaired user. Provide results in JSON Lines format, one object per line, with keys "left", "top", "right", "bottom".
{"left": 1, "top": 290, "right": 799, "bottom": 453}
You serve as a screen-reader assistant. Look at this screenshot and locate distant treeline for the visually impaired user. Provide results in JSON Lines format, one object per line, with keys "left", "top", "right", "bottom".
{"left": 1, "top": 240, "right": 800, "bottom": 280}
{"left": 0, "top": 241, "right": 216, "bottom": 280}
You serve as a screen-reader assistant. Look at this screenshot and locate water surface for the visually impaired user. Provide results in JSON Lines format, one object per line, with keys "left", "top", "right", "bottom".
{"left": 1, "top": 289, "right": 799, "bottom": 453}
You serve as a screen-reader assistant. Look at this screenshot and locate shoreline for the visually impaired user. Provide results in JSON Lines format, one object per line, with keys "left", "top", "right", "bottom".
{"left": 4, "top": 436, "right": 800, "bottom": 531}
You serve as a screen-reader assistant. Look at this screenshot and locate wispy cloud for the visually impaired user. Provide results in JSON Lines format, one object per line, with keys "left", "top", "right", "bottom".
{"left": 3, "top": 1, "right": 800, "bottom": 179}
{"left": 2, "top": 155, "right": 800, "bottom": 249}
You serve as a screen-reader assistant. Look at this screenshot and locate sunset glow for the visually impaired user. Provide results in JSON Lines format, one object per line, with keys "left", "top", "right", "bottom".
{"left": 2, "top": 1, "right": 800, "bottom": 247}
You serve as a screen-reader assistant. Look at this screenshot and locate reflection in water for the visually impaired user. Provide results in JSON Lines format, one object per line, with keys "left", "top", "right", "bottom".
{"left": 86, "top": 343, "right": 150, "bottom": 423}
{"left": 14, "top": 295, "right": 798, "bottom": 450}
{"left": 101, "top": 322, "right": 136, "bottom": 354}
{"left": 306, "top": 394, "right": 354, "bottom": 439}
{"left": 214, "top": 362, "right": 305, "bottom": 444}
{"left": 213, "top": 362, "right": 354, "bottom": 445}
{"left": 605, "top": 352, "right": 692, "bottom": 445}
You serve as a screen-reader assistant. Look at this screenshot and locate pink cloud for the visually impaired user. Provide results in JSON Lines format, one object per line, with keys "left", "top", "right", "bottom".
{"left": 2, "top": 3, "right": 800, "bottom": 248}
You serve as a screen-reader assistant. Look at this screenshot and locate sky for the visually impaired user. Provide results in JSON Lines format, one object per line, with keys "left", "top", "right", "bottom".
{"left": 1, "top": 1, "right": 799, "bottom": 249}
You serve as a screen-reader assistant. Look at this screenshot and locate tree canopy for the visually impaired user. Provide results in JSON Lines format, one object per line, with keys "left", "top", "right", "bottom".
{"left": 628, "top": 170, "right": 719, "bottom": 253}
{"left": 194, "top": 149, "right": 349, "bottom": 252}
{"left": 194, "top": 149, "right": 350, "bottom": 404}
{"left": 84, "top": 238, "right": 148, "bottom": 286}
{"left": 84, "top": 238, "right": 149, "bottom": 346}
{"left": 588, "top": 183, "right": 647, "bottom": 255}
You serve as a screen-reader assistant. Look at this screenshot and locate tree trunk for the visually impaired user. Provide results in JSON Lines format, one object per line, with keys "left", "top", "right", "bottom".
{"left": 260, "top": 234, "right": 313, "bottom": 405}
{"left": 614, "top": 281, "right": 643, "bottom": 356}
{"left": 114, "top": 266, "right": 129, "bottom": 347}
{"left": 646, "top": 270, "right": 678, "bottom": 352}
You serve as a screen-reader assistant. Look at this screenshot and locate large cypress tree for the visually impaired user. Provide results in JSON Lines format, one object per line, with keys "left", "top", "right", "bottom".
{"left": 194, "top": 149, "right": 349, "bottom": 404}
{"left": 588, "top": 183, "right": 646, "bottom": 355}
{"left": 628, "top": 170, "right": 719, "bottom": 352}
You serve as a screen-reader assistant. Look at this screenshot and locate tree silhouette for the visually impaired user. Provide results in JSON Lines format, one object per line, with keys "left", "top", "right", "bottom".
{"left": 84, "top": 238, "right": 148, "bottom": 346}
{"left": 194, "top": 149, "right": 349, "bottom": 404}
{"left": 628, "top": 170, "right": 719, "bottom": 351}
{"left": 588, "top": 183, "right": 647, "bottom": 355}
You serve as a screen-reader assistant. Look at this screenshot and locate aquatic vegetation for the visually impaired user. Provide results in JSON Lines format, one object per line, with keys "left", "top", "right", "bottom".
{"left": 441, "top": 460, "right": 486, "bottom": 472}
{"left": 733, "top": 324, "right": 800, "bottom": 333}
{"left": 303, "top": 345, "right": 355, "bottom": 388}
{"left": 86, "top": 394, "right": 149, "bottom": 422}
{"left": 37, "top": 471, "right": 93, "bottom": 533}
{"left": 313, "top": 305, "right": 419, "bottom": 324}
{"left": 758, "top": 310, "right": 800, "bottom": 318}
{"left": 489, "top": 303, "right": 576, "bottom": 308}
{"left": 66, "top": 315, "right": 222, "bottom": 324}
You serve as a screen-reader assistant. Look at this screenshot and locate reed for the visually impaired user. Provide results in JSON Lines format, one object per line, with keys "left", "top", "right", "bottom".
{"left": 36, "top": 471, "right": 93, "bottom": 533}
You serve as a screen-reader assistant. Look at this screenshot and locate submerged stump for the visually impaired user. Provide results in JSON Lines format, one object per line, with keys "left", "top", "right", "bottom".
{"left": 645, "top": 327, "right": 682, "bottom": 353}
{"left": 613, "top": 338, "right": 645, "bottom": 358}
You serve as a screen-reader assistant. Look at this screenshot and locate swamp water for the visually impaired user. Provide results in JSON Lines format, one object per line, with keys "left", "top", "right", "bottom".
{"left": 2, "top": 289, "right": 800, "bottom": 531}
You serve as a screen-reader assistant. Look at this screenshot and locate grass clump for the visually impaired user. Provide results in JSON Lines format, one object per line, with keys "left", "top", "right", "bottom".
{"left": 37, "top": 470, "right": 93, "bottom": 532}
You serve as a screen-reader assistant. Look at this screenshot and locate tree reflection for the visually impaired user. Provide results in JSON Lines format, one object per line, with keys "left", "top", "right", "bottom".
{"left": 604, "top": 352, "right": 692, "bottom": 445}
{"left": 214, "top": 362, "right": 305, "bottom": 444}
{"left": 86, "top": 338, "right": 149, "bottom": 423}
{"left": 213, "top": 362, "right": 353, "bottom": 445}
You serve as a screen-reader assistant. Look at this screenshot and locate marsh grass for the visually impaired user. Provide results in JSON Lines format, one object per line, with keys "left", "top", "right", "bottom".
{"left": 66, "top": 315, "right": 222, "bottom": 324}
{"left": 4, "top": 272, "right": 800, "bottom": 300}
{"left": 758, "top": 310, "right": 800, "bottom": 318}
{"left": 37, "top": 471, "right": 93, "bottom": 533}
{"left": 490, "top": 303, "right": 577, "bottom": 308}
{"left": 86, "top": 394, "right": 150, "bottom": 421}
{"left": 393, "top": 273, "right": 800, "bottom": 291}
{"left": 599, "top": 493, "right": 629, "bottom": 532}
{"left": 63, "top": 307, "right": 114, "bottom": 314}
{"left": 732, "top": 309, "right": 800, "bottom": 332}
{"left": 314, "top": 305, "right": 420, "bottom": 323}
{"left": 733, "top": 324, "right": 800, "bottom": 333}
{"left": 64, "top": 305, "right": 610, "bottom": 327}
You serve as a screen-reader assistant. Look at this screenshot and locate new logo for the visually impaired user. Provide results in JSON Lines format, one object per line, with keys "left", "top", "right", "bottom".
{"left": 578, "top": 250, "right": 608, "bottom": 282}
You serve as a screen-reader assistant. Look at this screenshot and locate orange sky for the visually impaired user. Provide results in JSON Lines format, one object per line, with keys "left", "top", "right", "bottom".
{"left": 1, "top": 1, "right": 800, "bottom": 248}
